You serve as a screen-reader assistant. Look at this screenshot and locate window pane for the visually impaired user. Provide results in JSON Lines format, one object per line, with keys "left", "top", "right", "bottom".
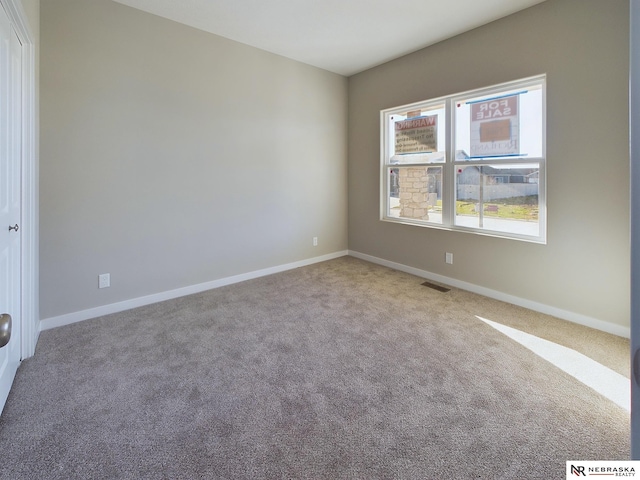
{"left": 455, "top": 164, "right": 539, "bottom": 236}
{"left": 388, "top": 166, "right": 443, "bottom": 224}
{"left": 381, "top": 75, "right": 545, "bottom": 242}
{"left": 455, "top": 86, "right": 543, "bottom": 160}
{"left": 389, "top": 104, "right": 445, "bottom": 164}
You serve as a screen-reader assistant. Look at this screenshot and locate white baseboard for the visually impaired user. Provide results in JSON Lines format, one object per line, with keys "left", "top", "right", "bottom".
{"left": 39, "top": 249, "right": 629, "bottom": 339}
{"left": 348, "top": 250, "right": 630, "bottom": 339}
{"left": 39, "top": 251, "right": 349, "bottom": 332}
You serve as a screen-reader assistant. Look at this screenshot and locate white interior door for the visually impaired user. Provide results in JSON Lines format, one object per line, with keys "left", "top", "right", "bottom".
{"left": 0, "top": 1, "right": 22, "bottom": 412}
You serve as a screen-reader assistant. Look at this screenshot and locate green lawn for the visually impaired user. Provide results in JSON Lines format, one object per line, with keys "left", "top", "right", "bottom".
{"left": 456, "top": 196, "right": 538, "bottom": 221}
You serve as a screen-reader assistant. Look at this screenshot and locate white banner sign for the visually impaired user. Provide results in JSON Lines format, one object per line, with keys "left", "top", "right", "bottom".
{"left": 470, "top": 95, "right": 519, "bottom": 157}
{"left": 394, "top": 115, "right": 437, "bottom": 154}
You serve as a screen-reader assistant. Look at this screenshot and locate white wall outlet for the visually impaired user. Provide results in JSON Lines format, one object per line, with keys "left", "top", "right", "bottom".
{"left": 445, "top": 253, "right": 454, "bottom": 265}
{"left": 99, "top": 273, "right": 110, "bottom": 289}
{"left": 313, "top": 237, "right": 318, "bottom": 247}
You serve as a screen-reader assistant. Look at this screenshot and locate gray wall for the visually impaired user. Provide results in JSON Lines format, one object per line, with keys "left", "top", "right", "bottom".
{"left": 40, "top": 0, "right": 348, "bottom": 320}
{"left": 348, "top": 0, "right": 630, "bottom": 329}
{"left": 20, "top": 0, "right": 37, "bottom": 42}
{"left": 40, "top": 0, "right": 631, "bottom": 332}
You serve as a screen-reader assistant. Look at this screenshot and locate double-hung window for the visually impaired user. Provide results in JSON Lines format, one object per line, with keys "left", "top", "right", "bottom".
{"left": 381, "top": 75, "right": 546, "bottom": 243}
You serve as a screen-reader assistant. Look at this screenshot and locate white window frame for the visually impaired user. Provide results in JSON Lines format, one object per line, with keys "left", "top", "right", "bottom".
{"left": 381, "top": 75, "right": 546, "bottom": 244}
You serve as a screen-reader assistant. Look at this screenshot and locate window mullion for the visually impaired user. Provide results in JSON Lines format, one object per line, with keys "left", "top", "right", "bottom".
{"left": 443, "top": 99, "right": 455, "bottom": 227}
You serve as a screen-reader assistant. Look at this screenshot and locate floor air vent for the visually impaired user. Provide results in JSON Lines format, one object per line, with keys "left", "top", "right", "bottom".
{"left": 421, "top": 281, "right": 451, "bottom": 293}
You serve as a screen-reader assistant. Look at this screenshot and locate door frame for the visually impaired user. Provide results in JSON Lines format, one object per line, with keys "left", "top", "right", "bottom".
{"left": 631, "top": 0, "right": 640, "bottom": 459}
{"left": 0, "top": 0, "right": 37, "bottom": 360}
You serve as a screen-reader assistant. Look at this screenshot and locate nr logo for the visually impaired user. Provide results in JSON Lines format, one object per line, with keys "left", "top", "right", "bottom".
{"left": 571, "top": 464, "right": 586, "bottom": 476}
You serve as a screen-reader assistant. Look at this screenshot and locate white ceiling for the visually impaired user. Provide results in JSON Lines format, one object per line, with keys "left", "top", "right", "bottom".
{"left": 112, "top": 0, "right": 547, "bottom": 76}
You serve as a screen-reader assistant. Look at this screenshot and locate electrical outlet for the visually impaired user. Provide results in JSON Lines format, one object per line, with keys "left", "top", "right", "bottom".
{"left": 445, "top": 253, "right": 453, "bottom": 265}
{"left": 99, "top": 273, "right": 110, "bottom": 289}
{"left": 313, "top": 237, "right": 318, "bottom": 247}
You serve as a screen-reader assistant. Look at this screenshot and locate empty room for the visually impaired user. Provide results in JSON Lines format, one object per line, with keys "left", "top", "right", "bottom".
{"left": 0, "top": 0, "right": 637, "bottom": 478}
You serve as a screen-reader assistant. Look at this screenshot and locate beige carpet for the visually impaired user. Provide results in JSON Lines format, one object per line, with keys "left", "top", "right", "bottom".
{"left": 0, "top": 256, "right": 629, "bottom": 479}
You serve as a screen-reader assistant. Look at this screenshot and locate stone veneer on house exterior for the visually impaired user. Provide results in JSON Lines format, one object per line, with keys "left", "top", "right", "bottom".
{"left": 398, "top": 167, "right": 430, "bottom": 221}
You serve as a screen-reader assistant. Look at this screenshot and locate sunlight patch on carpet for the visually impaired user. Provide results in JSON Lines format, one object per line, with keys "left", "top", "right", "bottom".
{"left": 476, "top": 316, "right": 630, "bottom": 412}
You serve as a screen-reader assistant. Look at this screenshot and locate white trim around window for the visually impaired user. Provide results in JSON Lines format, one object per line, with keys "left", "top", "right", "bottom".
{"left": 381, "top": 75, "right": 546, "bottom": 244}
